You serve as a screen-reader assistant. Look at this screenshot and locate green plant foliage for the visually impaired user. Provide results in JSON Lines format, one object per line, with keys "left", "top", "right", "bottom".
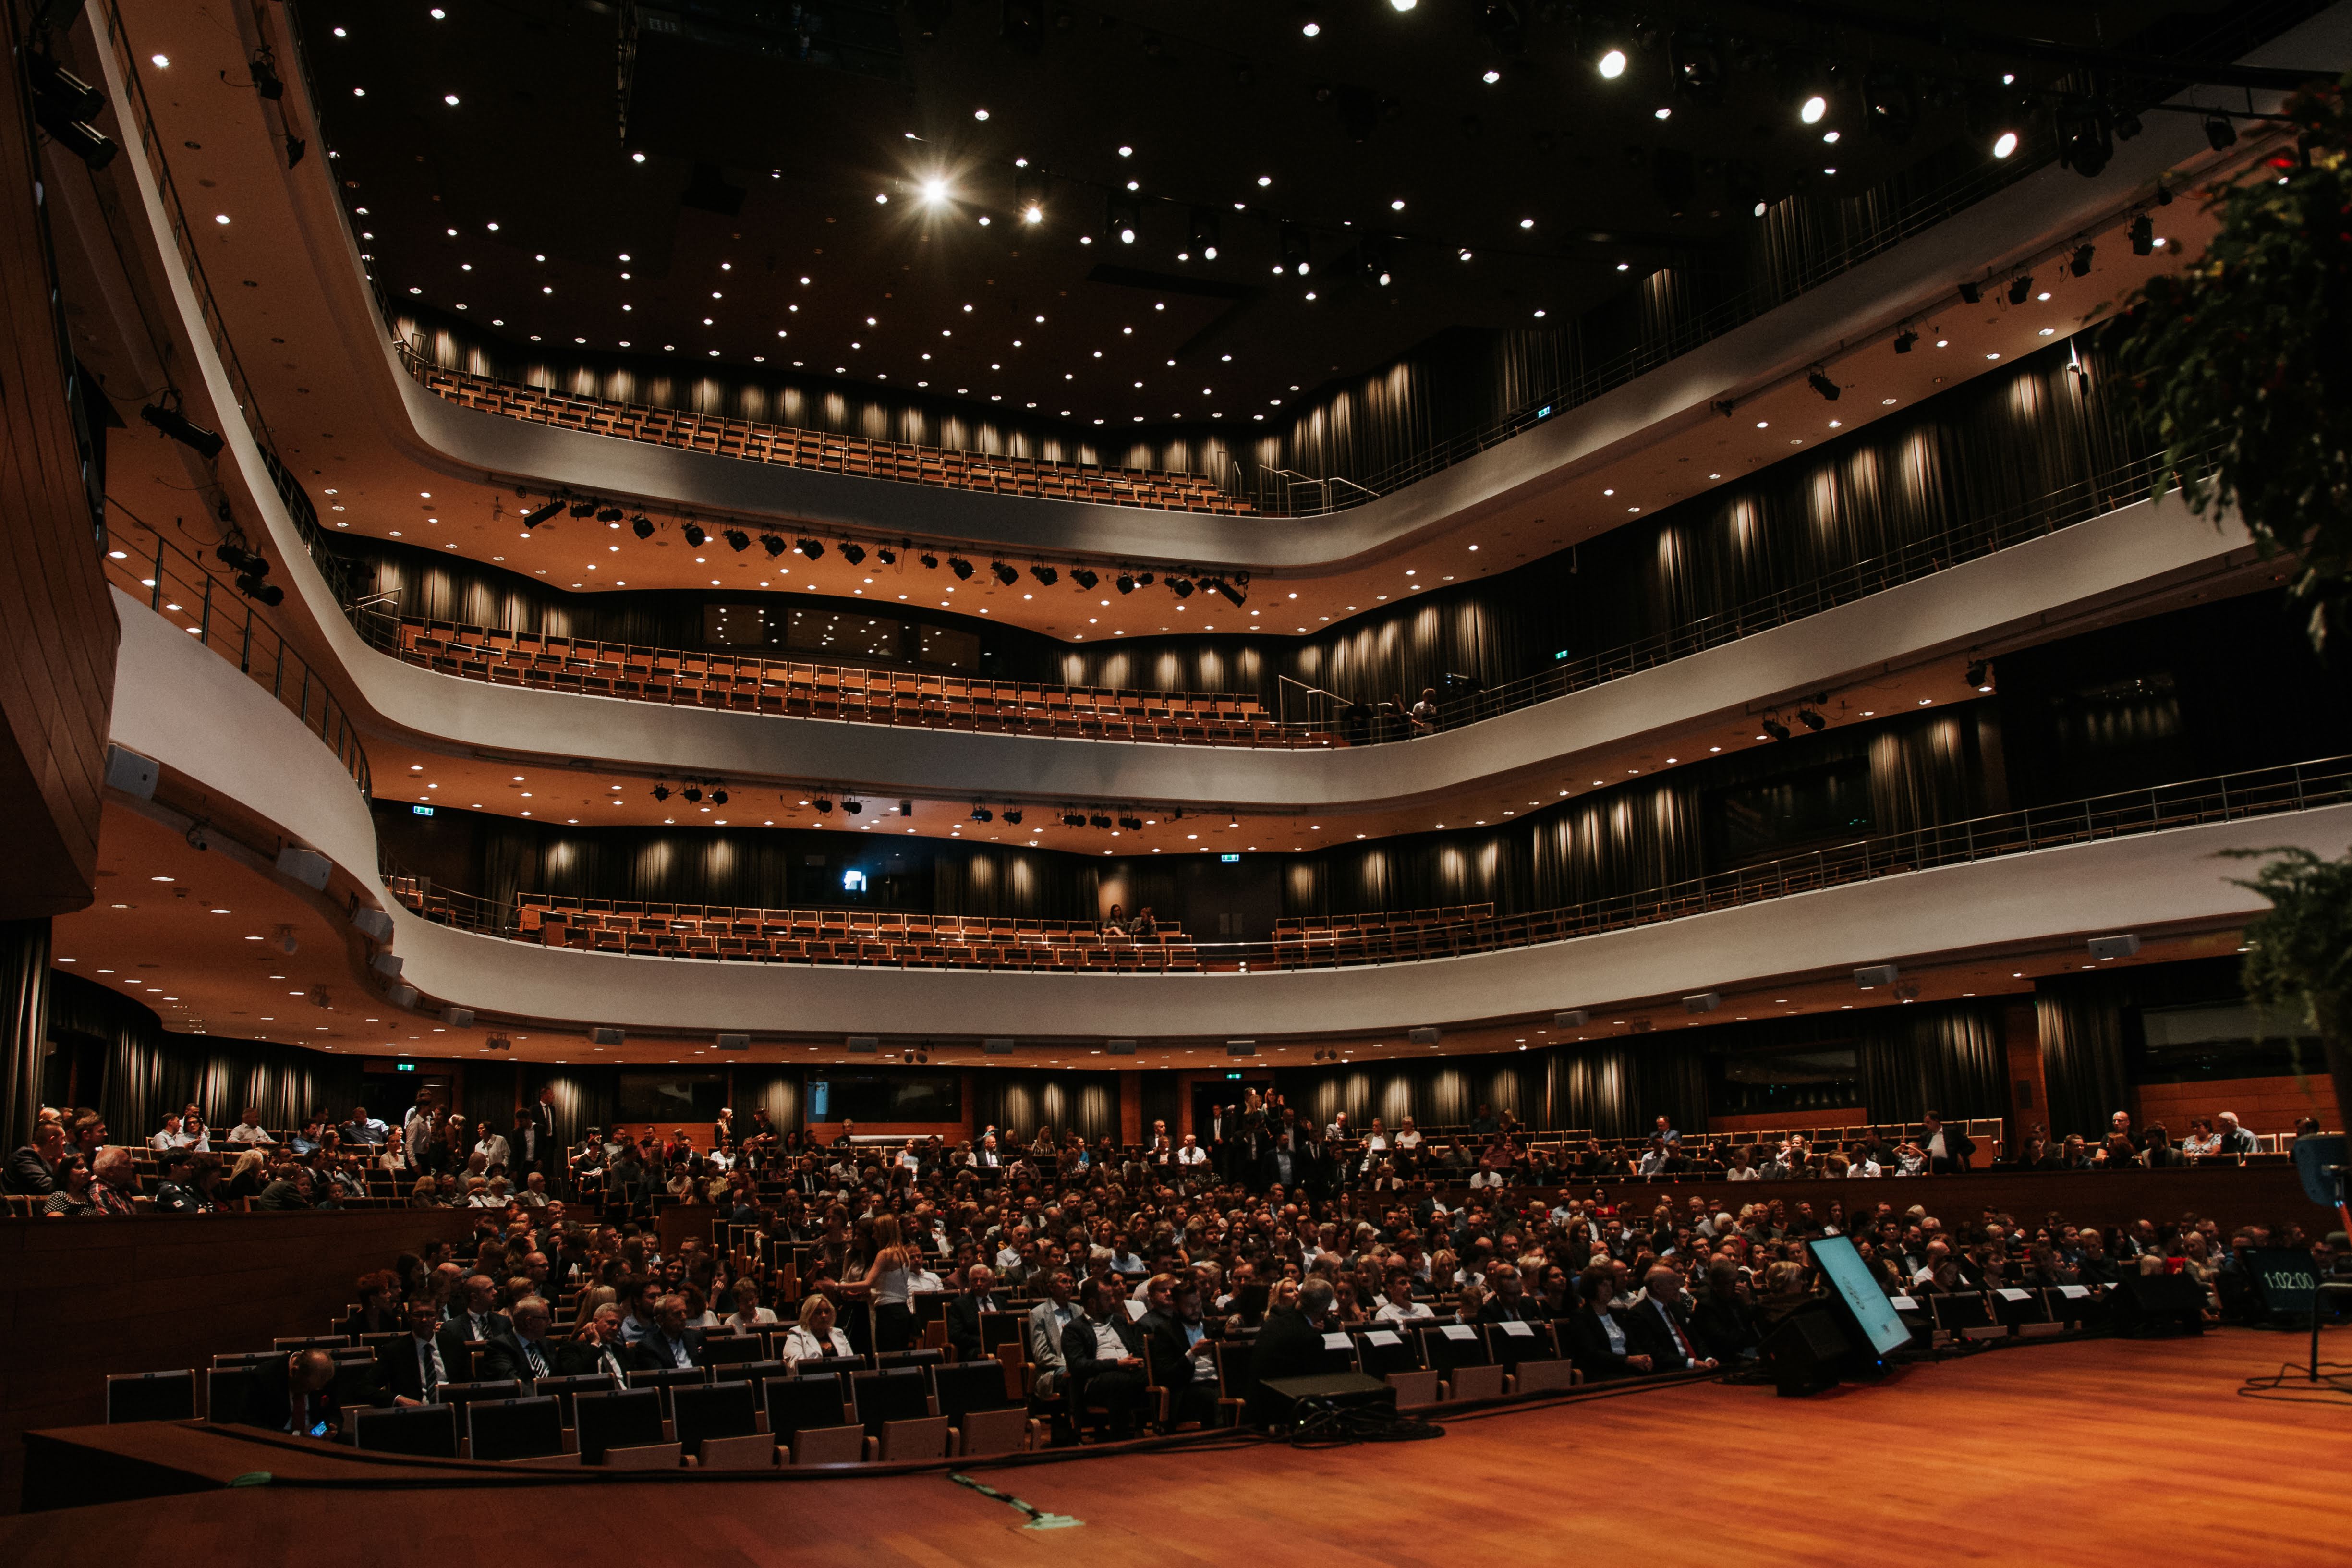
{"left": 2110, "top": 80, "right": 2352, "bottom": 649}
{"left": 2221, "top": 844, "right": 2352, "bottom": 1123}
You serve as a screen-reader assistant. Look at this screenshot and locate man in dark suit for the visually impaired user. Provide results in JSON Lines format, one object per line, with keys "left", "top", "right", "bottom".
{"left": 1140, "top": 1278, "right": 1221, "bottom": 1431}
{"left": 556, "top": 1304, "right": 633, "bottom": 1381}
{"left": 1920, "top": 1110, "right": 1976, "bottom": 1174}
{"left": 1066, "top": 1276, "right": 1150, "bottom": 1440}
{"left": 1247, "top": 1278, "right": 1338, "bottom": 1425}
{"left": 944, "top": 1265, "right": 1005, "bottom": 1362}
{"left": 5, "top": 1121, "right": 65, "bottom": 1196}
{"left": 627, "top": 1293, "right": 707, "bottom": 1372}
{"left": 239, "top": 1349, "right": 343, "bottom": 1435}
{"left": 525, "top": 1086, "right": 559, "bottom": 1179}
{"left": 375, "top": 1297, "right": 474, "bottom": 1405}
{"left": 478, "top": 1296, "right": 561, "bottom": 1383}
{"left": 446, "top": 1274, "right": 512, "bottom": 1346}
{"left": 1625, "top": 1266, "right": 1719, "bottom": 1373}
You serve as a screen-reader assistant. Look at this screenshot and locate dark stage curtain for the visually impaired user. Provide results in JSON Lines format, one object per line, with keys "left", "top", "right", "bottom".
{"left": 524, "top": 1065, "right": 618, "bottom": 1144}
{"left": 1548, "top": 1045, "right": 1638, "bottom": 1139}
{"left": 2, "top": 921, "right": 51, "bottom": 1149}
{"left": 970, "top": 1072, "right": 1117, "bottom": 1143}
{"left": 2036, "top": 974, "right": 2134, "bottom": 1140}
{"left": 51, "top": 972, "right": 363, "bottom": 1136}
{"left": 1857, "top": 1001, "right": 2007, "bottom": 1123}
{"left": 729, "top": 1067, "right": 803, "bottom": 1133}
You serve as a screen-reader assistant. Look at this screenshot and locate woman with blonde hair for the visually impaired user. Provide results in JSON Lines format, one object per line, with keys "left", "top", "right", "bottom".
{"left": 570, "top": 1283, "right": 618, "bottom": 1336}
{"left": 837, "top": 1212, "right": 918, "bottom": 1350}
{"left": 780, "top": 1292, "right": 854, "bottom": 1361}
{"left": 408, "top": 1176, "right": 439, "bottom": 1209}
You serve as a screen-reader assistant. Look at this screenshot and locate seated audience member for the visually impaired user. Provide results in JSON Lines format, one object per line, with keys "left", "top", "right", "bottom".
{"left": 255, "top": 1167, "right": 313, "bottom": 1211}
{"left": 6, "top": 1120, "right": 67, "bottom": 1196}
{"left": 1374, "top": 1270, "right": 1435, "bottom": 1324}
{"left": 151, "top": 1148, "right": 206, "bottom": 1214}
{"left": 1026, "top": 1270, "right": 1079, "bottom": 1414}
{"left": 229, "top": 1107, "right": 275, "bottom": 1145}
{"left": 1920, "top": 1110, "right": 1975, "bottom": 1173}
{"left": 449, "top": 1274, "right": 511, "bottom": 1343}
{"left": 2215, "top": 1111, "right": 2260, "bottom": 1157}
{"left": 178, "top": 1110, "right": 212, "bottom": 1151}
{"left": 1627, "top": 1266, "right": 1719, "bottom": 1372}
{"left": 150, "top": 1114, "right": 191, "bottom": 1152}
{"left": 342, "top": 1105, "right": 389, "bottom": 1146}
{"left": 1477, "top": 1262, "right": 1543, "bottom": 1324}
{"left": 2142, "top": 1124, "right": 2187, "bottom": 1168}
{"left": 778, "top": 1294, "right": 856, "bottom": 1361}
{"left": 43, "top": 1155, "right": 98, "bottom": 1217}
{"left": 1247, "top": 1276, "right": 1338, "bottom": 1424}
{"left": 945, "top": 1265, "right": 1006, "bottom": 1361}
{"left": 1690, "top": 1265, "right": 1763, "bottom": 1361}
{"left": 1067, "top": 1276, "right": 1150, "bottom": 1440}
{"left": 88, "top": 1147, "right": 139, "bottom": 1215}
{"left": 240, "top": 1349, "right": 343, "bottom": 1436}
{"left": 341, "top": 1271, "right": 404, "bottom": 1338}
{"left": 627, "top": 1293, "right": 704, "bottom": 1371}
{"left": 557, "top": 1304, "right": 633, "bottom": 1381}
{"left": 1141, "top": 1278, "right": 1222, "bottom": 1431}
{"left": 480, "top": 1296, "right": 562, "bottom": 1382}
{"left": 1565, "top": 1268, "right": 1653, "bottom": 1379}
{"left": 222, "top": 1149, "right": 268, "bottom": 1203}
{"left": 376, "top": 1296, "right": 473, "bottom": 1405}
{"left": 723, "top": 1278, "right": 777, "bottom": 1331}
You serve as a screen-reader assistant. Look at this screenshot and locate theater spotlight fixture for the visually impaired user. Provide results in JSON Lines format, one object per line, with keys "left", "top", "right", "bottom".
{"left": 1118, "top": 814, "right": 1143, "bottom": 831}
{"left": 842, "top": 798, "right": 863, "bottom": 815}
{"left": 949, "top": 556, "right": 974, "bottom": 580}
{"left": 711, "top": 787, "right": 728, "bottom": 805}
{"left": 682, "top": 523, "right": 707, "bottom": 547}
{"left": 796, "top": 537, "right": 824, "bottom": 560}
{"left": 875, "top": 545, "right": 897, "bottom": 565}
{"left": 761, "top": 534, "right": 786, "bottom": 557}
{"left": 971, "top": 804, "right": 994, "bottom": 823}
{"left": 596, "top": 505, "right": 624, "bottom": 523}
{"left": 520, "top": 499, "right": 562, "bottom": 529}
{"left": 814, "top": 796, "right": 834, "bottom": 814}
{"left": 723, "top": 529, "right": 751, "bottom": 552}
{"left": 1136, "top": 572, "right": 1155, "bottom": 587}
{"left": 992, "top": 560, "right": 1019, "bottom": 586}
{"left": 919, "top": 551, "right": 939, "bottom": 569}
{"left": 1089, "top": 814, "right": 1113, "bottom": 829}
{"left": 29, "top": 54, "right": 117, "bottom": 169}
{"left": 1209, "top": 577, "right": 1246, "bottom": 607}
{"left": 2007, "top": 274, "right": 2032, "bottom": 305}
{"left": 1796, "top": 708, "right": 1826, "bottom": 731}
{"left": 2070, "top": 244, "right": 2095, "bottom": 277}
{"left": 652, "top": 783, "right": 671, "bottom": 801}
{"left": 1167, "top": 576, "right": 1195, "bottom": 598}
{"left": 1031, "top": 564, "right": 1059, "bottom": 587}
{"left": 1070, "top": 568, "right": 1099, "bottom": 591}
{"left": 569, "top": 499, "right": 599, "bottom": 519}
{"left": 1966, "top": 658, "right": 1992, "bottom": 691}
{"left": 1893, "top": 329, "right": 1917, "bottom": 354}
{"left": 1806, "top": 367, "right": 1840, "bottom": 401}
{"left": 139, "top": 396, "right": 225, "bottom": 460}
{"left": 216, "top": 543, "right": 266, "bottom": 575}
{"left": 1002, "top": 807, "right": 1023, "bottom": 826}
{"left": 1761, "top": 717, "right": 1793, "bottom": 741}
{"left": 683, "top": 784, "right": 703, "bottom": 802}
{"left": 1956, "top": 280, "right": 1982, "bottom": 304}
{"left": 1062, "top": 812, "right": 1087, "bottom": 828}
{"left": 840, "top": 543, "right": 866, "bottom": 566}
{"left": 1115, "top": 573, "right": 1135, "bottom": 595}
{"left": 631, "top": 514, "right": 655, "bottom": 539}
{"left": 2204, "top": 113, "right": 2236, "bottom": 151}
{"left": 2130, "top": 214, "right": 2154, "bottom": 255}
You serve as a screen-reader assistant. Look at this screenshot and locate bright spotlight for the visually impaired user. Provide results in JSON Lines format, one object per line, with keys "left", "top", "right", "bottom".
{"left": 921, "top": 177, "right": 949, "bottom": 204}
{"left": 1800, "top": 95, "right": 1828, "bottom": 125}
{"left": 1598, "top": 49, "right": 1626, "bottom": 79}
{"left": 1993, "top": 130, "right": 2018, "bottom": 158}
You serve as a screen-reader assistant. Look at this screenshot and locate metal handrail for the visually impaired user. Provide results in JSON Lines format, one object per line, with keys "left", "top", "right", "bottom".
{"left": 103, "top": 524, "right": 372, "bottom": 797}
{"left": 393, "top": 753, "right": 2352, "bottom": 966}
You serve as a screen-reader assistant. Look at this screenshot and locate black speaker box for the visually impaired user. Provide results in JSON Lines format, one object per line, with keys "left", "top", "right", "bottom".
{"left": 1256, "top": 1371, "right": 1396, "bottom": 1425}
{"left": 2106, "top": 1272, "right": 2207, "bottom": 1336}
{"left": 1759, "top": 1304, "right": 1858, "bottom": 1397}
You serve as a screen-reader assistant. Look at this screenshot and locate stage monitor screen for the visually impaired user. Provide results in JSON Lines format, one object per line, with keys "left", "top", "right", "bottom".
{"left": 1808, "top": 1234, "right": 1911, "bottom": 1357}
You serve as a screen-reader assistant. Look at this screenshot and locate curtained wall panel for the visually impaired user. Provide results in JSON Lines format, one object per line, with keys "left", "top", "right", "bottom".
{"left": 1, "top": 921, "right": 52, "bottom": 1149}
{"left": 1858, "top": 1001, "right": 2008, "bottom": 1123}
{"left": 523, "top": 1064, "right": 619, "bottom": 1144}
{"left": 970, "top": 1071, "right": 1118, "bottom": 1143}
{"left": 731, "top": 1067, "right": 805, "bottom": 1133}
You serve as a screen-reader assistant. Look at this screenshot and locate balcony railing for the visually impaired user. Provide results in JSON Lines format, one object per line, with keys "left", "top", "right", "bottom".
{"left": 105, "top": 526, "right": 371, "bottom": 797}
{"left": 385, "top": 753, "right": 2350, "bottom": 971}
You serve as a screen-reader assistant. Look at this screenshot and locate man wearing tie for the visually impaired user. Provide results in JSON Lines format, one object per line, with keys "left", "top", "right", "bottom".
{"left": 556, "top": 1304, "right": 632, "bottom": 1382}
{"left": 480, "top": 1296, "right": 560, "bottom": 1382}
{"left": 1626, "top": 1266, "right": 1719, "bottom": 1373}
{"left": 527, "top": 1086, "right": 559, "bottom": 1187}
{"left": 239, "top": 1348, "right": 342, "bottom": 1435}
{"left": 447, "top": 1274, "right": 510, "bottom": 1346}
{"left": 945, "top": 1265, "right": 1004, "bottom": 1362}
{"left": 627, "top": 1294, "right": 706, "bottom": 1372}
{"left": 376, "top": 1296, "right": 473, "bottom": 1405}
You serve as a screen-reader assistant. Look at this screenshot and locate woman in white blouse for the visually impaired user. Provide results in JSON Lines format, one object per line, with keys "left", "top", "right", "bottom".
{"left": 779, "top": 1293, "right": 856, "bottom": 1361}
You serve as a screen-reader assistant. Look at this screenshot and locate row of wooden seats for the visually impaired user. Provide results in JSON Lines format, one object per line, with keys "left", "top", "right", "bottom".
{"left": 419, "top": 365, "right": 1255, "bottom": 516}
{"left": 526, "top": 915, "right": 1203, "bottom": 972}
{"left": 395, "top": 619, "right": 1314, "bottom": 747}
{"left": 521, "top": 899, "right": 1186, "bottom": 942}
{"left": 1276, "top": 904, "right": 1496, "bottom": 935}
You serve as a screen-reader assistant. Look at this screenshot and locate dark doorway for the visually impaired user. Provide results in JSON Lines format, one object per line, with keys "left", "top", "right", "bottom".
{"left": 1190, "top": 1077, "right": 1271, "bottom": 1139}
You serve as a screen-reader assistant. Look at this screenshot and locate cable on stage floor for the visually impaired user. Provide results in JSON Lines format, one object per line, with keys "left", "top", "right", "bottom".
{"left": 2236, "top": 1359, "right": 2352, "bottom": 1407}
{"left": 1285, "top": 1399, "right": 1446, "bottom": 1448}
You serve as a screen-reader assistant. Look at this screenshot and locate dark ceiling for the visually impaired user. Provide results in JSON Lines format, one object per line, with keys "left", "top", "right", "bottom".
{"left": 299, "top": 0, "right": 2233, "bottom": 434}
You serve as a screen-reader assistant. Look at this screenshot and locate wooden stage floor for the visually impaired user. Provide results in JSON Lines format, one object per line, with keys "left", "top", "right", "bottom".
{"left": 6, "top": 1331, "right": 2344, "bottom": 1563}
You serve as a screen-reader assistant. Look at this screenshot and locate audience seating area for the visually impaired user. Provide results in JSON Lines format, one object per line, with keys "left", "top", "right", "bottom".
{"left": 380, "top": 616, "right": 1325, "bottom": 747}
{"left": 414, "top": 361, "right": 1256, "bottom": 516}
{"left": 502, "top": 896, "right": 1206, "bottom": 972}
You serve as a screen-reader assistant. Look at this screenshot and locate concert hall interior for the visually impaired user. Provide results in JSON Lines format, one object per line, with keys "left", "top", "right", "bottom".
{"left": 4, "top": 0, "right": 2351, "bottom": 1557}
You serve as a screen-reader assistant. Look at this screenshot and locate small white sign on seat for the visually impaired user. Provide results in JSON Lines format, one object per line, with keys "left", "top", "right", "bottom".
{"left": 1440, "top": 1324, "right": 1477, "bottom": 1341}
{"left": 1498, "top": 1320, "right": 1534, "bottom": 1337}
{"left": 1362, "top": 1330, "right": 1401, "bottom": 1347}
{"left": 1321, "top": 1332, "right": 1353, "bottom": 1351}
